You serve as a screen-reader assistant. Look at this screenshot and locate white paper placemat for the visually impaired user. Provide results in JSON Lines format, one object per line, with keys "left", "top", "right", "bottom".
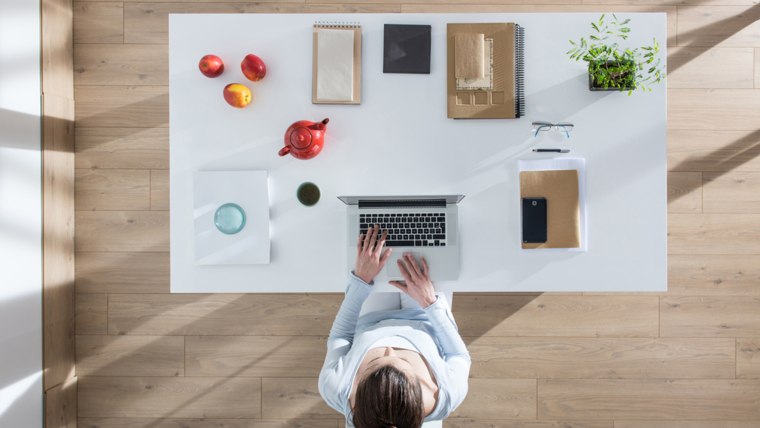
{"left": 193, "top": 171, "right": 270, "bottom": 265}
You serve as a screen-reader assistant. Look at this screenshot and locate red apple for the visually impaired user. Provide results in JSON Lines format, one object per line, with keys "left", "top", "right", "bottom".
{"left": 199, "top": 54, "right": 224, "bottom": 78}
{"left": 241, "top": 54, "right": 266, "bottom": 82}
{"left": 223, "top": 83, "right": 252, "bottom": 108}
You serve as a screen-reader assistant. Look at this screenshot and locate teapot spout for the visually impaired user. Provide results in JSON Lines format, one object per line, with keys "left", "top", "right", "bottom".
{"left": 313, "top": 118, "right": 329, "bottom": 130}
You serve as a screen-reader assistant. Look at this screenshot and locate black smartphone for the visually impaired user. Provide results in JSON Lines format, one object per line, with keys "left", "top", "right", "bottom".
{"left": 522, "top": 197, "right": 547, "bottom": 243}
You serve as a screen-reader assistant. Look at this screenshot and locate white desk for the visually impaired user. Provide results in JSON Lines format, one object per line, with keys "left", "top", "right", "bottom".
{"left": 169, "top": 13, "right": 667, "bottom": 293}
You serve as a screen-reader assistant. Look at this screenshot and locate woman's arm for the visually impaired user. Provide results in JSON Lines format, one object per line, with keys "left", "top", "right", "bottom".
{"left": 423, "top": 294, "right": 469, "bottom": 360}
{"left": 327, "top": 273, "right": 373, "bottom": 347}
{"left": 390, "top": 253, "right": 471, "bottom": 411}
{"left": 422, "top": 294, "right": 471, "bottom": 411}
{"left": 318, "top": 225, "right": 392, "bottom": 413}
{"left": 318, "top": 273, "right": 373, "bottom": 413}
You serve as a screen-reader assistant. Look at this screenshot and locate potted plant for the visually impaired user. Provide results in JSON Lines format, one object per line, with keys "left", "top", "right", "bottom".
{"left": 567, "top": 14, "right": 665, "bottom": 94}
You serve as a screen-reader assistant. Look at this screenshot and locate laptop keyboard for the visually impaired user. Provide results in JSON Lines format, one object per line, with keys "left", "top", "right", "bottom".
{"left": 359, "top": 212, "right": 446, "bottom": 247}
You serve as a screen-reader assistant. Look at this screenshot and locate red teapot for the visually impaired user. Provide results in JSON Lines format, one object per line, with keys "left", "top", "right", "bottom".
{"left": 279, "top": 118, "right": 330, "bottom": 160}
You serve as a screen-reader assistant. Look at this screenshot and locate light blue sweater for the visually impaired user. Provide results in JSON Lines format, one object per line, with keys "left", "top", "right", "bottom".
{"left": 318, "top": 273, "right": 471, "bottom": 424}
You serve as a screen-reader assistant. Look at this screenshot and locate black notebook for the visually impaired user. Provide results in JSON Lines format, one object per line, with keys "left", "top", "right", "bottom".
{"left": 383, "top": 24, "right": 432, "bottom": 74}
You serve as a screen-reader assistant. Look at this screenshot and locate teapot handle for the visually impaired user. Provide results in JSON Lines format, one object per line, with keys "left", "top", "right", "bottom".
{"left": 278, "top": 146, "right": 290, "bottom": 157}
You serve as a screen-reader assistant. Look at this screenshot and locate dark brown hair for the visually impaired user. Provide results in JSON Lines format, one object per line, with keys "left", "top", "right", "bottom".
{"left": 352, "top": 365, "right": 424, "bottom": 428}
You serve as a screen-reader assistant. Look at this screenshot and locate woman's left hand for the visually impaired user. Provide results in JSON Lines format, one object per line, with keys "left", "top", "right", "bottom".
{"left": 354, "top": 225, "right": 392, "bottom": 284}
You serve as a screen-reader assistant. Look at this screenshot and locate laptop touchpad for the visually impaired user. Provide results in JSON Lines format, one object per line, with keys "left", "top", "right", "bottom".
{"left": 384, "top": 250, "right": 423, "bottom": 280}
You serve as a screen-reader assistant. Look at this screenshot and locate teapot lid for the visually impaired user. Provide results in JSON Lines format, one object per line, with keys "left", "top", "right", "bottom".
{"left": 289, "top": 126, "right": 312, "bottom": 150}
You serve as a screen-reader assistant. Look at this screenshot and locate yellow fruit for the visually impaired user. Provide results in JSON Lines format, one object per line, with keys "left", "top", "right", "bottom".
{"left": 223, "top": 83, "right": 252, "bottom": 108}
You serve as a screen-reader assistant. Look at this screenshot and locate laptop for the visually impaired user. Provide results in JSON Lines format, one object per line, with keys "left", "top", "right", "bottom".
{"left": 338, "top": 195, "right": 464, "bottom": 280}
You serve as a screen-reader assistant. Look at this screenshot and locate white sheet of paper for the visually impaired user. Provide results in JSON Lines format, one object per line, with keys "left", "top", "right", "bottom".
{"left": 317, "top": 29, "right": 354, "bottom": 101}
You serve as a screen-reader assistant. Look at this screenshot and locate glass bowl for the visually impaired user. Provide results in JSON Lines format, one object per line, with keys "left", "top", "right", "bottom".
{"left": 214, "top": 203, "right": 246, "bottom": 235}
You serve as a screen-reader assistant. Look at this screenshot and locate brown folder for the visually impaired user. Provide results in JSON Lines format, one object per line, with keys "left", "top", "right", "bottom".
{"left": 447, "top": 22, "right": 524, "bottom": 119}
{"left": 520, "top": 170, "right": 581, "bottom": 249}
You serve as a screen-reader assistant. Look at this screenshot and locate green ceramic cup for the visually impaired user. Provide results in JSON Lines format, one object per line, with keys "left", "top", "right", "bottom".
{"left": 297, "top": 182, "right": 320, "bottom": 207}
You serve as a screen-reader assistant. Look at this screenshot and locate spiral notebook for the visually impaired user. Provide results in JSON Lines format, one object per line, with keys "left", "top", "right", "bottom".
{"left": 447, "top": 23, "right": 525, "bottom": 119}
{"left": 312, "top": 22, "right": 362, "bottom": 104}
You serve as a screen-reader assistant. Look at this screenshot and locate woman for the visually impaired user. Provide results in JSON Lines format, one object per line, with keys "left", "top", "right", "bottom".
{"left": 318, "top": 225, "right": 471, "bottom": 427}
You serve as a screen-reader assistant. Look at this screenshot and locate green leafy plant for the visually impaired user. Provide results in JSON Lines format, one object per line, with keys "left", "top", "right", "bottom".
{"left": 567, "top": 14, "right": 665, "bottom": 94}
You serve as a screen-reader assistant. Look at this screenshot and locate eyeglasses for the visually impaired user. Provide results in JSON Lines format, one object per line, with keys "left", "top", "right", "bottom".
{"left": 532, "top": 121, "right": 574, "bottom": 138}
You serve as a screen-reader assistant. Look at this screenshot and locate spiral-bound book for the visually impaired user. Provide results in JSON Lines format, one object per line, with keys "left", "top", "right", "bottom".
{"left": 447, "top": 23, "right": 525, "bottom": 119}
{"left": 312, "top": 22, "right": 362, "bottom": 104}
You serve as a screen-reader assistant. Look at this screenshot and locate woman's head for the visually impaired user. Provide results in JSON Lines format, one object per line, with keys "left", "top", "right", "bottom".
{"left": 352, "top": 364, "right": 424, "bottom": 428}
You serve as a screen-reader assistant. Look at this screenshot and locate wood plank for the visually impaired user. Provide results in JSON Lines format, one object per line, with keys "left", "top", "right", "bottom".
{"left": 467, "top": 337, "right": 735, "bottom": 379}
{"left": 669, "top": 89, "right": 760, "bottom": 130}
{"left": 76, "top": 251, "right": 169, "bottom": 293}
{"left": 44, "top": 278, "right": 77, "bottom": 388}
{"left": 150, "top": 169, "right": 169, "bottom": 210}
{"left": 661, "top": 296, "right": 760, "bottom": 337}
{"left": 737, "top": 338, "right": 760, "bottom": 378}
{"left": 668, "top": 129, "right": 760, "bottom": 172}
{"left": 109, "top": 293, "right": 341, "bottom": 336}
{"left": 42, "top": 94, "right": 76, "bottom": 390}
{"left": 78, "top": 377, "right": 261, "bottom": 418}
{"left": 76, "top": 168, "right": 151, "bottom": 211}
{"left": 668, "top": 213, "right": 760, "bottom": 254}
{"left": 667, "top": 172, "right": 702, "bottom": 213}
{"left": 677, "top": 5, "right": 760, "bottom": 48}
{"left": 76, "top": 211, "right": 169, "bottom": 252}
{"left": 75, "top": 85, "right": 168, "bottom": 128}
{"left": 315, "top": 0, "right": 581, "bottom": 3}
{"left": 75, "top": 44, "right": 168, "bottom": 85}
{"left": 123, "top": 0, "right": 302, "bottom": 2}
{"left": 453, "top": 295, "right": 658, "bottom": 337}
{"left": 78, "top": 419, "right": 338, "bottom": 428}
{"left": 668, "top": 47, "right": 754, "bottom": 88}
{"left": 449, "top": 378, "right": 536, "bottom": 419}
{"left": 538, "top": 379, "right": 760, "bottom": 419}
{"left": 668, "top": 254, "right": 760, "bottom": 295}
{"left": 615, "top": 422, "right": 760, "bottom": 428}
{"left": 45, "top": 378, "right": 77, "bottom": 428}
{"left": 124, "top": 2, "right": 402, "bottom": 44}
{"left": 261, "top": 377, "right": 338, "bottom": 419}
{"left": 447, "top": 421, "right": 611, "bottom": 428}
{"left": 588, "top": 0, "right": 756, "bottom": 5}
{"left": 76, "top": 335, "right": 184, "bottom": 376}
{"left": 703, "top": 171, "right": 760, "bottom": 213}
{"left": 42, "top": 0, "right": 74, "bottom": 98}
{"left": 74, "top": 2, "right": 123, "bottom": 44}
{"left": 185, "top": 336, "right": 326, "bottom": 377}
{"left": 76, "top": 127, "right": 169, "bottom": 169}
{"left": 76, "top": 293, "right": 107, "bottom": 335}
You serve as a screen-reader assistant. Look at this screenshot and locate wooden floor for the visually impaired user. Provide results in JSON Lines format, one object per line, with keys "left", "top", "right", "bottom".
{"left": 73, "top": 1, "right": 760, "bottom": 427}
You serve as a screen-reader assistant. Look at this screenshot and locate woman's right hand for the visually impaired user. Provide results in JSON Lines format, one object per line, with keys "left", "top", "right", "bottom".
{"left": 354, "top": 225, "right": 392, "bottom": 284}
{"left": 389, "top": 253, "right": 437, "bottom": 308}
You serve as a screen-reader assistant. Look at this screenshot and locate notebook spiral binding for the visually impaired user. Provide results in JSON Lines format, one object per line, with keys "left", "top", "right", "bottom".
{"left": 314, "top": 21, "right": 361, "bottom": 29}
{"left": 515, "top": 24, "right": 526, "bottom": 118}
